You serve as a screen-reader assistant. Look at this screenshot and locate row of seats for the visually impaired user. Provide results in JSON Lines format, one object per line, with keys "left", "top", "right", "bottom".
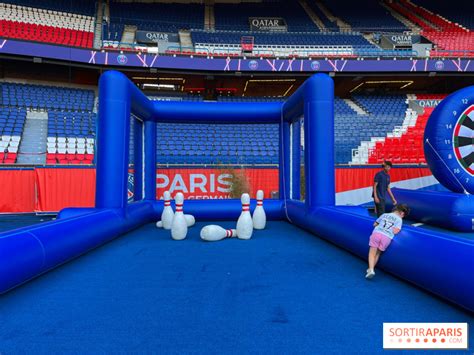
{"left": 46, "top": 153, "right": 93, "bottom": 165}
{"left": 1, "top": 0, "right": 96, "bottom": 16}
{"left": 1, "top": 83, "right": 95, "bottom": 111}
{"left": 0, "top": 20, "right": 93, "bottom": 47}
{"left": 0, "top": 152, "right": 17, "bottom": 164}
{"left": 191, "top": 31, "right": 372, "bottom": 46}
{"left": 48, "top": 111, "right": 95, "bottom": 138}
{"left": 0, "top": 3, "right": 94, "bottom": 30}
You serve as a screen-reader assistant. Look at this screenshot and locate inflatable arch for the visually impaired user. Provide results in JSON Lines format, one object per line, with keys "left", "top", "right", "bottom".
{"left": 0, "top": 71, "right": 472, "bottom": 312}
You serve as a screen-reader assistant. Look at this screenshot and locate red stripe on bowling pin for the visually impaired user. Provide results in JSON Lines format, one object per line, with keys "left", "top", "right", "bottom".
{"left": 257, "top": 201, "right": 263, "bottom": 206}
{"left": 176, "top": 203, "right": 183, "bottom": 212}
{"left": 242, "top": 203, "right": 250, "bottom": 211}
{"left": 225, "top": 229, "right": 234, "bottom": 238}
{"left": 164, "top": 201, "right": 171, "bottom": 206}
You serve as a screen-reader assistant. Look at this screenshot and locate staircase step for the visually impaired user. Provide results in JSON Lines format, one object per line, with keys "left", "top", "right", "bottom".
{"left": 17, "top": 110, "right": 48, "bottom": 164}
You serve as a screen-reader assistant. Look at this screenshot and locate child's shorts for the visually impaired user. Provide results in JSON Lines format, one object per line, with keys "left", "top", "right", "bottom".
{"left": 369, "top": 232, "right": 392, "bottom": 251}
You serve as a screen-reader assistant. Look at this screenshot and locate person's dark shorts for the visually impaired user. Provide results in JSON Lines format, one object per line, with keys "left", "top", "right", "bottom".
{"left": 374, "top": 198, "right": 386, "bottom": 217}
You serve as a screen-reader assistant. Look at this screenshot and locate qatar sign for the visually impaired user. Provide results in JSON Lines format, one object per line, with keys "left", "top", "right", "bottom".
{"left": 249, "top": 17, "right": 287, "bottom": 31}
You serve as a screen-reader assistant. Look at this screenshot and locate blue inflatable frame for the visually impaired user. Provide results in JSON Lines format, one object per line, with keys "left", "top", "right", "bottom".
{"left": 0, "top": 71, "right": 472, "bottom": 312}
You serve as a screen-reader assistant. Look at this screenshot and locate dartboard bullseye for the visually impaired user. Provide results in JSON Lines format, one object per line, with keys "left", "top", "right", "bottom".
{"left": 453, "top": 105, "right": 474, "bottom": 175}
{"left": 424, "top": 86, "right": 474, "bottom": 194}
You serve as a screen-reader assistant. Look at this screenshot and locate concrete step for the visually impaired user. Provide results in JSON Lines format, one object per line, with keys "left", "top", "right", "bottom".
{"left": 343, "top": 99, "right": 369, "bottom": 115}
{"left": 17, "top": 110, "right": 48, "bottom": 164}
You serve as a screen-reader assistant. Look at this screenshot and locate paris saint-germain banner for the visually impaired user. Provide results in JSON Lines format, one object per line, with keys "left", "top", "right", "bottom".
{"left": 249, "top": 17, "right": 287, "bottom": 32}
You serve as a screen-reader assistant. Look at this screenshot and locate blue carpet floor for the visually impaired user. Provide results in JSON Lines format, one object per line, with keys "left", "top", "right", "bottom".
{"left": 0, "top": 221, "right": 472, "bottom": 354}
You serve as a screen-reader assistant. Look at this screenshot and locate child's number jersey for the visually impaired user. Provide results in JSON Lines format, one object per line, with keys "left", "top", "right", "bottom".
{"left": 374, "top": 213, "right": 402, "bottom": 239}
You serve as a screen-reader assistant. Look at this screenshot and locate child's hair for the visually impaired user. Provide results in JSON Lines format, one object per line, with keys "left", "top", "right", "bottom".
{"left": 393, "top": 204, "right": 410, "bottom": 216}
{"left": 382, "top": 161, "right": 393, "bottom": 167}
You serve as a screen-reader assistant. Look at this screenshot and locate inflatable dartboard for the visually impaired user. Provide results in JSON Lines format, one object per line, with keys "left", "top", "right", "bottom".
{"left": 424, "top": 86, "right": 474, "bottom": 194}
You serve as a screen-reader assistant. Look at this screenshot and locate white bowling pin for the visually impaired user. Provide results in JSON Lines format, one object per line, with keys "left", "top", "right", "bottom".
{"left": 156, "top": 214, "right": 195, "bottom": 229}
{"left": 171, "top": 192, "right": 188, "bottom": 240}
{"left": 236, "top": 193, "right": 253, "bottom": 240}
{"left": 200, "top": 225, "right": 237, "bottom": 242}
{"left": 252, "top": 190, "right": 266, "bottom": 230}
{"left": 161, "top": 191, "right": 174, "bottom": 230}
{"left": 184, "top": 214, "right": 195, "bottom": 227}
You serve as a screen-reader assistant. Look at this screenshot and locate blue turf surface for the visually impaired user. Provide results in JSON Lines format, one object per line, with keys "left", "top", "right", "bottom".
{"left": 0, "top": 220, "right": 472, "bottom": 354}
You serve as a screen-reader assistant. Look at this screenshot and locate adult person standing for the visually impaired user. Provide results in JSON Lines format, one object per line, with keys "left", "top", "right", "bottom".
{"left": 373, "top": 161, "right": 397, "bottom": 217}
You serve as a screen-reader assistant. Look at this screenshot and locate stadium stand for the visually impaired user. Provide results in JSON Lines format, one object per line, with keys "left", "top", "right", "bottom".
{"left": 351, "top": 93, "right": 450, "bottom": 165}
{"left": 0, "top": 76, "right": 432, "bottom": 166}
{"left": 0, "top": 2, "right": 95, "bottom": 48}
{"left": 214, "top": 1, "right": 317, "bottom": 32}
{"left": 1, "top": 83, "right": 95, "bottom": 110}
{"left": 0, "top": 82, "right": 96, "bottom": 164}
{"left": 411, "top": 0, "right": 473, "bottom": 30}
{"left": 155, "top": 123, "right": 278, "bottom": 165}
{"left": 140, "top": 94, "right": 408, "bottom": 165}
{"left": 104, "top": 1, "right": 204, "bottom": 44}
{"left": 386, "top": 0, "right": 474, "bottom": 56}
{"left": 366, "top": 108, "right": 432, "bottom": 164}
{"left": 320, "top": 0, "right": 408, "bottom": 31}
{"left": 335, "top": 95, "right": 408, "bottom": 164}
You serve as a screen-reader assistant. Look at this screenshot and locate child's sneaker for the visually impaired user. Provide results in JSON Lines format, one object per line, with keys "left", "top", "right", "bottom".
{"left": 365, "top": 269, "right": 375, "bottom": 279}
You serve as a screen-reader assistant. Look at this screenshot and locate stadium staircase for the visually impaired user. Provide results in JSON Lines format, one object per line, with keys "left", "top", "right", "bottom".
{"left": 299, "top": 0, "right": 326, "bottom": 31}
{"left": 93, "top": 0, "right": 104, "bottom": 49}
{"left": 179, "top": 30, "right": 194, "bottom": 51}
{"left": 120, "top": 25, "right": 137, "bottom": 47}
{"left": 204, "top": 2, "right": 214, "bottom": 31}
{"left": 343, "top": 99, "right": 368, "bottom": 115}
{"left": 17, "top": 110, "right": 47, "bottom": 165}
{"left": 315, "top": 1, "right": 351, "bottom": 31}
{"left": 380, "top": 2, "right": 421, "bottom": 34}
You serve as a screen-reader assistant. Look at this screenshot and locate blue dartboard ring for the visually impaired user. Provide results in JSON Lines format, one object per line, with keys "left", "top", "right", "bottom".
{"left": 424, "top": 86, "right": 474, "bottom": 194}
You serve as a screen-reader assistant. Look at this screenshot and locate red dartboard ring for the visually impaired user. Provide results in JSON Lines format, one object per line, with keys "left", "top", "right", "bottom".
{"left": 453, "top": 105, "right": 474, "bottom": 175}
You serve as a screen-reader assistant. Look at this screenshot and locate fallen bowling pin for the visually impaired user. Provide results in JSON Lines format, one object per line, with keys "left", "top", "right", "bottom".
{"left": 171, "top": 192, "right": 188, "bottom": 240}
{"left": 200, "top": 225, "right": 237, "bottom": 242}
{"left": 236, "top": 193, "right": 253, "bottom": 240}
{"left": 161, "top": 191, "right": 174, "bottom": 230}
{"left": 252, "top": 190, "right": 266, "bottom": 230}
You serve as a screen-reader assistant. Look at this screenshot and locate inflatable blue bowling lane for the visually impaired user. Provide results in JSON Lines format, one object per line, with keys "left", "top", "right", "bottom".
{"left": 0, "top": 71, "right": 473, "bottom": 314}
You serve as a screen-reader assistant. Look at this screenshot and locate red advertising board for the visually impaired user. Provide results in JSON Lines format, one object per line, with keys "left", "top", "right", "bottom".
{"left": 0, "top": 167, "right": 433, "bottom": 213}
{"left": 155, "top": 168, "right": 278, "bottom": 199}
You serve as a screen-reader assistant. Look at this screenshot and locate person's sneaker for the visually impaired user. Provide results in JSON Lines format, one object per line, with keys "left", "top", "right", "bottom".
{"left": 365, "top": 269, "right": 375, "bottom": 279}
